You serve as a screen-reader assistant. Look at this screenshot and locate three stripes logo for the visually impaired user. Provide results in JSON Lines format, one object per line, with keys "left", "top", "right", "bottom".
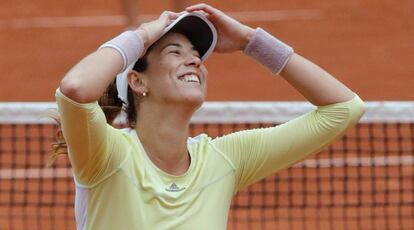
{"left": 165, "top": 182, "right": 185, "bottom": 192}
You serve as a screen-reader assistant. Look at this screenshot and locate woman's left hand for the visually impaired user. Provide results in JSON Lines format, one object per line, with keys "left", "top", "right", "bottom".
{"left": 186, "top": 4, "right": 255, "bottom": 53}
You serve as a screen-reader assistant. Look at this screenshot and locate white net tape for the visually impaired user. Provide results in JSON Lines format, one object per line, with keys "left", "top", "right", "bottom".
{"left": 1, "top": 101, "right": 414, "bottom": 124}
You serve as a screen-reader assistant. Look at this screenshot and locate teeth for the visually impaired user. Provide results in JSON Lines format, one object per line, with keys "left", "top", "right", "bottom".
{"left": 180, "top": 74, "right": 200, "bottom": 83}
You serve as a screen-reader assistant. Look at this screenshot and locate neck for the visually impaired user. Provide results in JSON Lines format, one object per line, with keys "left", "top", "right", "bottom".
{"left": 135, "top": 102, "right": 197, "bottom": 175}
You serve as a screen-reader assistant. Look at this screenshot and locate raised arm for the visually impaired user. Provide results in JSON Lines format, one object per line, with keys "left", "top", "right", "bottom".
{"left": 186, "top": 4, "right": 355, "bottom": 105}
{"left": 59, "top": 11, "right": 182, "bottom": 103}
{"left": 280, "top": 53, "right": 354, "bottom": 105}
{"left": 187, "top": 4, "right": 365, "bottom": 190}
{"left": 59, "top": 48, "right": 124, "bottom": 103}
{"left": 56, "top": 11, "right": 184, "bottom": 185}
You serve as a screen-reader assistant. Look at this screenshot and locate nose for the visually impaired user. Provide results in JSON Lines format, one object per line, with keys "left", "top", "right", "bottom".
{"left": 185, "top": 54, "right": 201, "bottom": 67}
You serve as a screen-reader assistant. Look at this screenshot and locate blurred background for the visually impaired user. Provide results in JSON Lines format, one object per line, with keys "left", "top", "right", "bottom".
{"left": 0, "top": 1, "right": 413, "bottom": 230}
{"left": 1, "top": 0, "right": 413, "bottom": 102}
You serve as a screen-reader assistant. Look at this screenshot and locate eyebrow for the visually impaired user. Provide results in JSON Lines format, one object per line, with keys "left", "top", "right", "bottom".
{"left": 162, "top": 43, "right": 183, "bottom": 51}
{"left": 161, "top": 42, "right": 200, "bottom": 57}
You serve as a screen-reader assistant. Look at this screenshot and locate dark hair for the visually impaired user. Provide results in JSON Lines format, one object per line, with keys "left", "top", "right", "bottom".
{"left": 49, "top": 53, "right": 151, "bottom": 166}
{"left": 100, "top": 51, "right": 152, "bottom": 127}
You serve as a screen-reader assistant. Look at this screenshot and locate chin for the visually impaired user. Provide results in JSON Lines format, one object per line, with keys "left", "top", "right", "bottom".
{"left": 163, "top": 87, "right": 206, "bottom": 110}
{"left": 185, "top": 94, "right": 205, "bottom": 109}
{"left": 179, "top": 91, "right": 205, "bottom": 110}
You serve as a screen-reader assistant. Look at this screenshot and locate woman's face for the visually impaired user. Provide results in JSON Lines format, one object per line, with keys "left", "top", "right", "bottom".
{"left": 140, "top": 32, "right": 208, "bottom": 108}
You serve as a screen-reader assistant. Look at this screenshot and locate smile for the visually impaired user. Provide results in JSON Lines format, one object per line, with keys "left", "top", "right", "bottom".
{"left": 178, "top": 73, "right": 201, "bottom": 84}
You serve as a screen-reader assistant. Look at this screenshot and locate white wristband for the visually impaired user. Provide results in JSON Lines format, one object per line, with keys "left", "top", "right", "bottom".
{"left": 244, "top": 28, "right": 294, "bottom": 75}
{"left": 99, "top": 31, "right": 144, "bottom": 72}
{"left": 99, "top": 31, "right": 145, "bottom": 106}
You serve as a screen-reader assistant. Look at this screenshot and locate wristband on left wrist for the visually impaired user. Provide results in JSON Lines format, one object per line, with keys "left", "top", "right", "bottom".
{"left": 244, "top": 28, "right": 294, "bottom": 75}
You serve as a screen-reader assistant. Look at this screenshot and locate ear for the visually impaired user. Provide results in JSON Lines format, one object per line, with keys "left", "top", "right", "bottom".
{"left": 127, "top": 70, "right": 148, "bottom": 95}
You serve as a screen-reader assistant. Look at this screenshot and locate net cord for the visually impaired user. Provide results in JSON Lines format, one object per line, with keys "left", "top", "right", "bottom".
{"left": 1, "top": 101, "right": 414, "bottom": 124}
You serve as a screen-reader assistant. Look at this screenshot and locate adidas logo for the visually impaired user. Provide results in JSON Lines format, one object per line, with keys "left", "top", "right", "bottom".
{"left": 165, "top": 182, "right": 185, "bottom": 192}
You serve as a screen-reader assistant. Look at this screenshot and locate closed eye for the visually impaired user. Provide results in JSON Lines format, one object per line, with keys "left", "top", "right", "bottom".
{"left": 169, "top": 50, "right": 181, "bottom": 55}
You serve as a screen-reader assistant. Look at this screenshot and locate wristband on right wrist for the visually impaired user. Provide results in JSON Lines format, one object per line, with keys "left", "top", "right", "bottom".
{"left": 98, "top": 30, "right": 145, "bottom": 107}
{"left": 244, "top": 27, "right": 294, "bottom": 75}
{"left": 99, "top": 30, "right": 144, "bottom": 72}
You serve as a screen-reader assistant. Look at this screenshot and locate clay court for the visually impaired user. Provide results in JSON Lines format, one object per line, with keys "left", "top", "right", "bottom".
{"left": 1, "top": 0, "right": 413, "bottom": 101}
{"left": 0, "top": 0, "right": 413, "bottom": 229}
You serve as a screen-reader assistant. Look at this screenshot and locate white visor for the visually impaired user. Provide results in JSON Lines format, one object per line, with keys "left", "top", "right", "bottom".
{"left": 116, "top": 12, "right": 217, "bottom": 107}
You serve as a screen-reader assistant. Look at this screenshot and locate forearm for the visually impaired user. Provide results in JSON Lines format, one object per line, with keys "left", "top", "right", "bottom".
{"left": 60, "top": 30, "right": 146, "bottom": 103}
{"left": 244, "top": 28, "right": 355, "bottom": 106}
{"left": 280, "top": 53, "right": 354, "bottom": 106}
{"left": 60, "top": 48, "right": 124, "bottom": 103}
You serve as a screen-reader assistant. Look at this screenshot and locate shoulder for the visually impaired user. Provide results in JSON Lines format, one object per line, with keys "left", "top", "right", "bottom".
{"left": 189, "top": 133, "right": 237, "bottom": 170}
{"left": 188, "top": 133, "right": 211, "bottom": 144}
{"left": 102, "top": 127, "right": 139, "bottom": 151}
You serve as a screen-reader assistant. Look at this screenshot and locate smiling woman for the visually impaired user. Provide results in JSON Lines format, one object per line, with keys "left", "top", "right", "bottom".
{"left": 52, "top": 3, "right": 364, "bottom": 230}
{"left": 130, "top": 32, "right": 208, "bottom": 109}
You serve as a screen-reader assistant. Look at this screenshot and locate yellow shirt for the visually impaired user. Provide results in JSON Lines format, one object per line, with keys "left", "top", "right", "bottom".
{"left": 56, "top": 89, "right": 364, "bottom": 230}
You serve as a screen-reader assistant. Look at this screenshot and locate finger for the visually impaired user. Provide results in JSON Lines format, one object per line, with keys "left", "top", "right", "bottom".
{"left": 168, "top": 12, "right": 182, "bottom": 19}
{"left": 177, "top": 11, "right": 186, "bottom": 16}
{"left": 158, "top": 11, "right": 177, "bottom": 25}
{"left": 159, "top": 11, "right": 178, "bottom": 20}
{"left": 166, "top": 12, "right": 184, "bottom": 26}
{"left": 193, "top": 10, "right": 209, "bottom": 17}
{"left": 158, "top": 11, "right": 170, "bottom": 22}
{"left": 185, "top": 3, "right": 219, "bottom": 15}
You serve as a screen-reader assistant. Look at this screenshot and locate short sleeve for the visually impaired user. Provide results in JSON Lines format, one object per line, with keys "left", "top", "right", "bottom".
{"left": 56, "top": 89, "right": 128, "bottom": 186}
{"left": 211, "top": 95, "right": 365, "bottom": 191}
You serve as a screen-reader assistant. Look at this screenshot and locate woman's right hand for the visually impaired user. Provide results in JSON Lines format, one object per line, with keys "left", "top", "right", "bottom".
{"left": 135, "top": 11, "right": 183, "bottom": 53}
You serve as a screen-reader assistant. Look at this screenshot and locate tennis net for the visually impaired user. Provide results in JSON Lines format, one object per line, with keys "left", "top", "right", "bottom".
{"left": 0, "top": 101, "right": 413, "bottom": 230}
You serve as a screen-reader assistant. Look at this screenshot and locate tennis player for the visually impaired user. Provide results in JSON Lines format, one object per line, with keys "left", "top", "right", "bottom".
{"left": 54, "top": 3, "right": 365, "bottom": 229}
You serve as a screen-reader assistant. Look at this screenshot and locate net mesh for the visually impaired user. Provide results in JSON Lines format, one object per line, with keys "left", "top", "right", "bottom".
{"left": 0, "top": 102, "right": 413, "bottom": 230}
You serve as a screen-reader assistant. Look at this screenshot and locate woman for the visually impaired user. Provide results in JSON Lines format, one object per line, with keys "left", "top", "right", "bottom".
{"left": 55, "top": 3, "right": 364, "bottom": 230}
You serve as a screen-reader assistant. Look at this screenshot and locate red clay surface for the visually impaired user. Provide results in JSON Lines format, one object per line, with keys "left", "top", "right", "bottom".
{"left": 0, "top": 0, "right": 413, "bottom": 102}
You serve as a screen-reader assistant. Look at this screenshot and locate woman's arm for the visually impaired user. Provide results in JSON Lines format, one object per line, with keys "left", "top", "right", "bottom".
{"left": 280, "top": 53, "right": 354, "bottom": 105}
{"left": 59, "top": 48, "right": 125, "bottom": 103}
{"left": 186, "top": 4, "right": 355, "bottom": 105}
{"left": 211, "top": 96, "right": 364, "bottom": 190}
{"left": 56, "top": 11, "right": 184, "bottom": 185}
{"left": 187, "top": 4, "right": 365, "bottom": 191}
{"left": 59, "top": 11, "right": 181, "bottom": 103}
